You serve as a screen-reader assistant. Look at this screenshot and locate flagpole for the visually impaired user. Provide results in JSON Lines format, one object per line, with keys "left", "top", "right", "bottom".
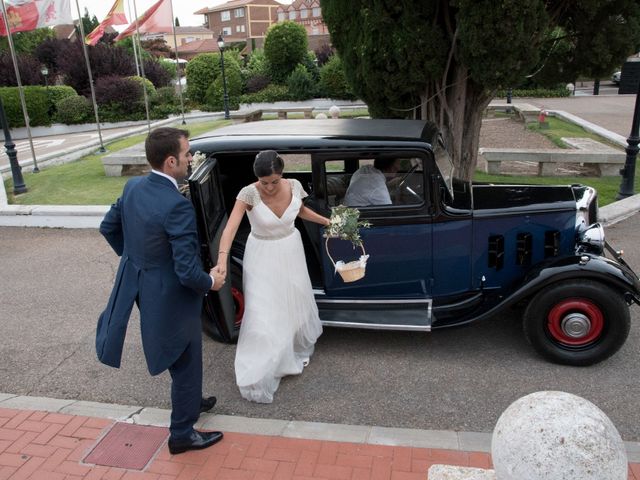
{"left": 168, "top": 0, "right": 185, "bottom": 125}
{"left": 74, "top": 0, "right": 106, "bottom": 153}
{"left": 131, "top": 0, "right": 151, "bottom": 133}
{"left": 126, "top": 0, "right": 141, "bottom": 76}
{"left": 0, "top": 0, "right": 39, "bottom": 173}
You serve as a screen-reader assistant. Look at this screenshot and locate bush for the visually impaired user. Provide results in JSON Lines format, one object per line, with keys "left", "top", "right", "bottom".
{"left": 314, "top": 43, "right": 334, "bottom": 67}
{"left": 287, "top": 64, "right": 315, "bottom": 100}
{"left": 301, "top": 51, "right": 320, "bottom": 82}
{"left": 319, "top": 55, "right": 355, "bottom": 100}
{"left": 264, "top": 21, "right": 308, "bottom": 83}
{"left": 495, "top": 87, "right": 570, "bottom": 98}
{"left": 244, "top": 74, "right": 271, "bottom": 93}
{"left": 154, "top": 86, "right": 179, "bottom": 106}
{"left": 57, "top": 42, "right": 135, "bottom": 96}
{"left": 143, "top": 58, "right": 172, "bottom": 88}
{"left": 0, "top": 52, "right": 44, "bottom": 86}
{"left": 185, "top": 53, "right": 219, "bottom": 104}
{"left": 245, "top": 49, "right": 269, "bottom": 77}
{"left": 95, "top": 75, "right": 143, "bottom": 118}
{"left": 204, "top": 55, "right": 242, "bottom": 111}
{"left": 128, "top": 75, "right": 157, "bottom": 100}
{"left": 54, "top": 95, "right": 92, "bottom": 124}
{"left": 239, "top": 84, "right": 290, "bottom": 104}
{"left": 0, "top": 86, "right": 50, "bottom": 127}
{"left": 159, "top": 59, "right": 178, "bottom": 79}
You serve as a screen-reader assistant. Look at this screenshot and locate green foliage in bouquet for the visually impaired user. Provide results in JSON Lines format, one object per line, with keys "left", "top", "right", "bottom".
{"left": 324, "top": 205, "right": 371, "bottom": 248}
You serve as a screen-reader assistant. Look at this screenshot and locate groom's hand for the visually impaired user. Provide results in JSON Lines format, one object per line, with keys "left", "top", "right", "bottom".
{"left": 210, "top": 266, "right": 226, "bottom": 291}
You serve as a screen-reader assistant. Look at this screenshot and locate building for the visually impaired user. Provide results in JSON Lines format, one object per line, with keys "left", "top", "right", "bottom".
{"left": 273, "top": 0, "right": 329, "bottom": 50}
{"left": 140, "top": 26, "right": 216, "bottom": 48}
{"left": 194, "top": 0, "right": 282, "bottom": 41}
{"left": 275, "top": 0, "right": 327, "bottom": 36}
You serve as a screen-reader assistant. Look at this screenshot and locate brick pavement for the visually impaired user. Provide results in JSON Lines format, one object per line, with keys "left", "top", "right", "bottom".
{"left": 0, "top": 407, "right": 639, "bottom": 480}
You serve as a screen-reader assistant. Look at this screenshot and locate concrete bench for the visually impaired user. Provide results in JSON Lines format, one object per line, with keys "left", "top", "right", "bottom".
{"left": 230, "top": 106, "right": 315, "bottom": 123}
{"left": 479, "top": 138, "right": 625, "bottom": 177}
{"left": 230, "top": 109, "right": 264, "bottom": 123}
{"left": 486, "top": 102, "right": 542, "bottom": 124}
{"left": 101, "top": 145, "right": 149, "bottom": 177}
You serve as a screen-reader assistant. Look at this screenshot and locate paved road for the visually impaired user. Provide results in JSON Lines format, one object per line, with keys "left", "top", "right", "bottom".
{"left": 0, "top": 126, "right": 138, "bottom": 170}
{"left": 1, "top": 214, "right": 639, "bottom": 440}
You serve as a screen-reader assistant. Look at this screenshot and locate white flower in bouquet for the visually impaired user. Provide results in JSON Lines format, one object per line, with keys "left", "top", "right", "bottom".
{"left": 192, "top": 151, "right": 207, "bottom": 170}
{"left": 324, "top": 205, "right": 370, "bottom": 248}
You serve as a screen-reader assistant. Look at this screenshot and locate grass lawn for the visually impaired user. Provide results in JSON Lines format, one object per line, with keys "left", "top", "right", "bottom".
{"left": 4, "top": 113, "right": 635, "bottom": 207}
{"left": 527, "top": 116, "right": 619, "bottom": 148}
{"left": 5, "top": 120, "right": 231, "bottom": 205}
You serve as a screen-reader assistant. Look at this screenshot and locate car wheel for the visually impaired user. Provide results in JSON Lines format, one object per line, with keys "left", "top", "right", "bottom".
{"left": 523, "top": 280, "right": 630, "bottom": 366}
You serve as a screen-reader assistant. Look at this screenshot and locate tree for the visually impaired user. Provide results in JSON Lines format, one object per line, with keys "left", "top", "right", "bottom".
{"left": 321, "top": 0, "right": 640, "bottom": 180}
{"left": 263, "top": 21, "right": 308, "bottom": 83}
{"left": 0, "top": 28, "right": 55, "bottom": 54}
{"left": 140, "top": 38, "right": 172, "bottom": 58}
{"left": 80, "top": 8, "right": 100, "bottom": 37}
{"left": 175, "top": 17, "right": 180, "bottom": 27}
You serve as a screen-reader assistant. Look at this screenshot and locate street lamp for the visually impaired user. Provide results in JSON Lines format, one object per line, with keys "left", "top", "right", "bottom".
{"left": 40, "top": 66, "right": 53, "bottom": 116}
{"left": 217, "top": 34, "right": 230, "bottom": 120}
{"left": 616, "top": 77, "right": 640, "bottom": 199}
{"left": 0, "top": 96, "right": 27, "bottom": 194}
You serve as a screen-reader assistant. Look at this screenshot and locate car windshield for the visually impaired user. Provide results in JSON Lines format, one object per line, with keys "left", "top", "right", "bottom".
{"left": 433, "top": 134, "right": 454, "bottom": 197}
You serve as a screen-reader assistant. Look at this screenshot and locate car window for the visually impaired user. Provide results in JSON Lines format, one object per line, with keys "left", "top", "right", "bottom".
{"left": 324, "top": 157, "right": 425, "bottom": 208}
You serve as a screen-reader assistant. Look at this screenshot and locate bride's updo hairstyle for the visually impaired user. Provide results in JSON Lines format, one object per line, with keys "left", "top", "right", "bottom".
{"left": 254, "top": 150, "right": 284, "bottom": 177}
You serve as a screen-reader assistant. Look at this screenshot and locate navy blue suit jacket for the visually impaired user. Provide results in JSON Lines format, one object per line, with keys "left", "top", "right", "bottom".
{"left": 96, "top": 173, "right": 212, "bottom": 376}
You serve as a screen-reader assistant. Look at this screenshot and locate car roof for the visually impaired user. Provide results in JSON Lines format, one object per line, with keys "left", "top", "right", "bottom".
{"left": 194, "top": 119, "right": 436, "bottom": 143}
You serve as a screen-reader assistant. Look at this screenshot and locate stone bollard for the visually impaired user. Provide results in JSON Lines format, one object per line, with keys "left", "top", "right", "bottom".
{"left": 492, "top": 391, "right": 627, "bottom": 480}
{"left": 329, "top": 105, "right": 340, "bottom": 119}
{"left": 315, "top": 113, "right": 328, "bottom": 119}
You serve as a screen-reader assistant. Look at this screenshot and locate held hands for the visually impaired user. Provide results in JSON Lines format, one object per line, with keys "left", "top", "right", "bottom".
{"left": 209, "top": 265, "right": 226, "bottom": 291}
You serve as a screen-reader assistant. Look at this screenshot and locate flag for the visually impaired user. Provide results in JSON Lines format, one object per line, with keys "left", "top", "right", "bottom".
{"left": 85, "top": 0, "right": 128, "bottom": 45}
{"left": 0, "top": 0, "right": 72, "bottom": 35}
{"left": 115, "top": 0, "right": 171, "bottom": 42}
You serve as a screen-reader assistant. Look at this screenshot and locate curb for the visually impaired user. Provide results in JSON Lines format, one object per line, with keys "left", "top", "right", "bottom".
{"left": 1, "top": 392, "right": 639, "bottom": 461}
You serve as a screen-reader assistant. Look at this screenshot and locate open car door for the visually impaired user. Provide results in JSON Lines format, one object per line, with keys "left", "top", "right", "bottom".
{"left": 189, "top": 158, "right": 238, "bottom": 342}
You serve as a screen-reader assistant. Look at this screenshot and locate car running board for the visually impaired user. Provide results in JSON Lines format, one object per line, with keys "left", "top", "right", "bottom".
{"left": 316, "top": 298, "right": 432, "bottom": 332}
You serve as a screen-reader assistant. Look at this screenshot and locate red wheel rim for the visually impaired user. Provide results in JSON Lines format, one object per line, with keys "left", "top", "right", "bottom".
{"left": 231, "top": 287, "right": 244, "bottom": 327}
{"left": 546, "top": 299, "right": 604, "bottom": 346}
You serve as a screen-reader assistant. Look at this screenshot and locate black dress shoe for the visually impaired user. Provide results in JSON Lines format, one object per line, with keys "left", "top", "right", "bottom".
{"left": 168, "top": 430, "right": 223, "bottom": 455}
{"left": 200, "top": 396, "right": 217, "bottom": 413}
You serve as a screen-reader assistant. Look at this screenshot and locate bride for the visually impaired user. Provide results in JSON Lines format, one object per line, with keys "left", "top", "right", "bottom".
{"left": 215, "top": 150, "right": 330, "bottom": 403}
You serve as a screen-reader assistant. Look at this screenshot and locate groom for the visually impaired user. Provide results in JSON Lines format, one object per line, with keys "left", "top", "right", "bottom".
{"left": 96, "top": 127, "right": 225, "bottom": 454}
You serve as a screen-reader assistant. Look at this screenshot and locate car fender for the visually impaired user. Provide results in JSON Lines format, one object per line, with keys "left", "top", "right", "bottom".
{"left": 510, "top": 254, "right": 640, "bottom": 305}
{"left": 444, "top": 255, "right": 640, "bottom": 328}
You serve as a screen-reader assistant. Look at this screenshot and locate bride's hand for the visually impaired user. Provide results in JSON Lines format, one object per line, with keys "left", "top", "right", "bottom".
{"left": 215, "top": 262, "right": 227, "bottom": 278}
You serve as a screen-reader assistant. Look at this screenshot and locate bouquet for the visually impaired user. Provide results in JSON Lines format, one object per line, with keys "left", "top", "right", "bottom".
{"left": 324, "top": 205, "right": 371, "bottom": 247}
{"left": 324, "top": 206, "right": 371, "bottom": 282}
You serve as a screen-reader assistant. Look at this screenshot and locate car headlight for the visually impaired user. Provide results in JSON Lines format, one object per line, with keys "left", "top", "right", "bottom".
{"left": 578, "top": 223, "right": 605, "bottom": 254}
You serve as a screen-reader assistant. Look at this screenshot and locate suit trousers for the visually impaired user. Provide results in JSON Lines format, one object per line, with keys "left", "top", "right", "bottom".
{"left": 168, "top": 331, "right": 203, "bottom": 439}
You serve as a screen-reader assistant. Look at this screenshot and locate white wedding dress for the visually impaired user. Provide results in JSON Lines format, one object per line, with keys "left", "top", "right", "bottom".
{"left": 234, "top": 179, "right": 323, "bottom": 403}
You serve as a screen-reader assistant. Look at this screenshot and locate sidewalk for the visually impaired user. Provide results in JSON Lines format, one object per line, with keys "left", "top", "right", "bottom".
{"left": 1, "top": 394, "right": 638, "bottom": 480}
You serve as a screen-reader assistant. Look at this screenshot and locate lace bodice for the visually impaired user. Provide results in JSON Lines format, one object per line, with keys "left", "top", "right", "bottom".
{"left": 236, "top": 179, "right": 308, "bottom": 240}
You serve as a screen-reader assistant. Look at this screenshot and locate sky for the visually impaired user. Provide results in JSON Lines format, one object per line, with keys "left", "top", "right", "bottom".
{"left": 73, "top": 0, "right": 292, "bottom": 30}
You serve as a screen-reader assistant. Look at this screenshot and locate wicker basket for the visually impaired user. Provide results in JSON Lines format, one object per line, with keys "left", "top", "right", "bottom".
{"left": 325, "top": 237, "right": 368, "bottom": 283}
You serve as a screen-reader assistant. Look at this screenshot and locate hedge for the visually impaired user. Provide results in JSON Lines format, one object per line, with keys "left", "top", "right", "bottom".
{"left": 0, "top": 86, "right": 51, "bottom": 127}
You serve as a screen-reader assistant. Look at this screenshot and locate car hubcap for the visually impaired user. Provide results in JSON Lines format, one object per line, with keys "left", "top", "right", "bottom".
{"left": 231, "top": 287, "right": 244, "bottom": 327}
{"left": 547, "top": 299, "right": 604, "bottom": 346}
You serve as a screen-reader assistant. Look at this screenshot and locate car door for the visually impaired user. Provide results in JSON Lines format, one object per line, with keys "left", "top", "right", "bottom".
{"left": 189, "top": 158, "right": 238, "bottom": 342}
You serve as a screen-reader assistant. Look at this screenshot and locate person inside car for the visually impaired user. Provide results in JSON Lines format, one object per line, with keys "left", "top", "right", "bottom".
{"left": 343, "top": 158, "right": 401, "bottom": 207}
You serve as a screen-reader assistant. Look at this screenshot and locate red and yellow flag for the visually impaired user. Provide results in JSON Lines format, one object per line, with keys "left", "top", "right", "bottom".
{"left": 85, "top": 0, "right": 128, "bottom": 46}
{"left": 114, "top": 0, "right": 172, "bottom": 42}
{"left": 1, "top": 0, "right": 72, "bottom": 36}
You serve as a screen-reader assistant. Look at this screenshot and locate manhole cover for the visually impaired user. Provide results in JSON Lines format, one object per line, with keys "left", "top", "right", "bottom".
{"left": 84, "top": 423, "right": 168, "bottom": 470}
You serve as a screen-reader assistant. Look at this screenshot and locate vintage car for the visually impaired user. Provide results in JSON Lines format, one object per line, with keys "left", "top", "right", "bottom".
{"left": 188, "top": 119, "right": 640, "bottom": 366}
